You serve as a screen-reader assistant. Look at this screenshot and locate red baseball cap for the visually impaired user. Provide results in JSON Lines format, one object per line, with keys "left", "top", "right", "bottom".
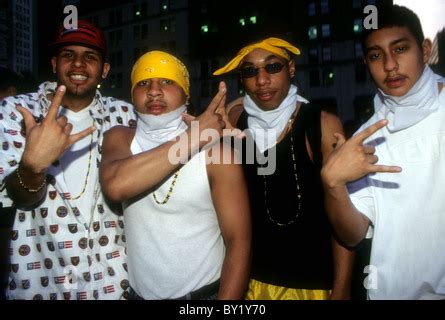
{"left": 49, "top": 20, "right": 108, "bottom": 59}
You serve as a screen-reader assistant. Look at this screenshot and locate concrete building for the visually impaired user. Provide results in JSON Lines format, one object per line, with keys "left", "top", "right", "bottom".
{"left": 0, "top": 0, "right": 38, "bottom": 76}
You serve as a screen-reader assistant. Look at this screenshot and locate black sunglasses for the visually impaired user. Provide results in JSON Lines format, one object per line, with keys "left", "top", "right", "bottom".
{"left": 239, "top": 62, "right": 285, "bottom": 78}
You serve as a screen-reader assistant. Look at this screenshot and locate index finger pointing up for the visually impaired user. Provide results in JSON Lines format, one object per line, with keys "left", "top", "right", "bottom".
{"left": 206, "top": 81, "right": 227, "bottom": 113}
{"left": 354, "top": 119, "right": 388, "bottom": 144}
{"left": 46, "top": 85, "right": 66, "bottom": 120}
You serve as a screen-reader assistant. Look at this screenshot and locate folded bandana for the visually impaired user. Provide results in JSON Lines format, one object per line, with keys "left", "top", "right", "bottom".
{"left": 213, "top": 37, "right": 300, "bottom": 75}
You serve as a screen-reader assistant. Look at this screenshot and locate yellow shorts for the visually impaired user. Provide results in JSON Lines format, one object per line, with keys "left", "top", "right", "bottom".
{"left": 245, "top": 279, "right": 331, "bottom": 300}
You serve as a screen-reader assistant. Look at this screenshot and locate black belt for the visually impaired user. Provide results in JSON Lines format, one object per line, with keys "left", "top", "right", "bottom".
{"left": 129, "top": 280, "right": 220, "bottom": 300}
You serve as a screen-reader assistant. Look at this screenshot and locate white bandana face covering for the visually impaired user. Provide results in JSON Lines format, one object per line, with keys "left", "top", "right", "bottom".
{"left": 375, "top": 66, "right": 441, "bottom": 132}
{"left": 243, "top": 84, "right": 309, "bottom": 153}
{"left": 135, "top": 105, "right": 188, "bottom": 151}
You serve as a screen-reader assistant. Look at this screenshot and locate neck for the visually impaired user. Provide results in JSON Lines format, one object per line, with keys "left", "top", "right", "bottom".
{"left": 48, "top": 92, "right": 95, "bottom": 112}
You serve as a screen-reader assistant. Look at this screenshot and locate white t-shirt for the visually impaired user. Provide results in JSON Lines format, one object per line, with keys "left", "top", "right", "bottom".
{"left": 59, "top": 106, "right": 96, "bottom": 220}
{"left": 349, "top": 85, "right": 445, "bottom": 300}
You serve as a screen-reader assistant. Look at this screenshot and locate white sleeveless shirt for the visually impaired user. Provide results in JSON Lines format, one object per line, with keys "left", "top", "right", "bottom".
{"left": 123, "top": 139, "right": 225, "bottom": 299}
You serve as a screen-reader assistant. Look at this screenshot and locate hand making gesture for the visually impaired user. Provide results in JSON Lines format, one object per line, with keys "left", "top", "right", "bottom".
{"left": 17, "top": 85, "right": 96, "bottom": 174}
{"left": 182, "top": 81, "right": 245, "bottom": 140}
{"left": 322, "top": 119, "right": 402, "bottom": 188}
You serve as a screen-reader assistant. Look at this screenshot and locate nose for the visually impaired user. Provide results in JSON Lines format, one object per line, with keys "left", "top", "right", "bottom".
{"left": 147, "top": 80, "right": 163, "bottom": 98}
{"left": 384, "top": 52, "right": 399, "bottom": 72}
{"left": 72, "top": 54, "right": 86, "bottom": 68}
{"left": 255, "top": 67, "right": 271, "bottom": 86}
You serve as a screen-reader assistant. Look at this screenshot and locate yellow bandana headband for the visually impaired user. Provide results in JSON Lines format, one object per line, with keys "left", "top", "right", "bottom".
{"left": 213, "top": 37, "right": 301, "bottom": 76}
{"left": 131, "top": 50, "right": 190, "bottom": 97}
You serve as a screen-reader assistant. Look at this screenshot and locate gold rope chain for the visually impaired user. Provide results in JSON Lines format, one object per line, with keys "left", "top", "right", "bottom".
{"left": 152, "top": 171, "right": 180, "bottom": 205}
{"left": 70, "top": 132, "right": 94, "bottom": 200}
{"left": 262, "top": 133, "right": 302, "bottom": 227}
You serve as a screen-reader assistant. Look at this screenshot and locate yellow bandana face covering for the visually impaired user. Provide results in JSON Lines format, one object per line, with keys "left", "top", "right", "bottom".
{"left": 213, "top": 37, "right": 301, "bottom": 75}
{"left": 131, "top": 51, "right": 190, "bottom": 97}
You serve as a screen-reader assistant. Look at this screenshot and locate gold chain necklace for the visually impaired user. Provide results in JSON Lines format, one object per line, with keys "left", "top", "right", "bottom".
{"left": 261, "top": 120, "right": 302, "bottom": 227}
{"left": 152, "top": 171, "right": 180, "bottom": 205}
{"left": 70, "top": 132, "right": 94, "bottom": 200}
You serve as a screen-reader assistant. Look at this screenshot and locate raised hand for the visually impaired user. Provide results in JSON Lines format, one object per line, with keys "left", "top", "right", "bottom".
{"left": 321, "top": 119, "right": 402, "bottom": 188}
{"left": 182, "top": 81, "right": 245, "bottom": 140}
{"left": 18, "top": 85, "right": 95, "bottom": 174}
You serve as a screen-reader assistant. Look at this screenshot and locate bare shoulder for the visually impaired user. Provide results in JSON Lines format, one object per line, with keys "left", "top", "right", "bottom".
{"left": 205, "top": 142, "right": 242, "bottom": 179}
{"left": 321, "top": 110, "right": 344, "bottom": 135}
{"left": 226, "top": 97, "right": 244, "bottom": 128}
{"left": 103, "top": 125, "right": 136, "bottom": 146}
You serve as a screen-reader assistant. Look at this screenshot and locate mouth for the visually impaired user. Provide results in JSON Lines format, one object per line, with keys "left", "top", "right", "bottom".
{"left": 145, "top": 101, "right": 167, "bottom": 115}
{"left": 68, "top": 73, "right": 89, "bottom": 83}
{"left": 255, "top": 90, "right": 276, "bottom": 102}
{"left": 385, "top": 75, "right": 406, "bottom": 89}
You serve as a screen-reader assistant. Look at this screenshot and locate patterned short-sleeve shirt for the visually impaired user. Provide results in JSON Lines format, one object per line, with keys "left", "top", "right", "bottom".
{"left": 0, "top": 82, "right": 137, "bottom": 300}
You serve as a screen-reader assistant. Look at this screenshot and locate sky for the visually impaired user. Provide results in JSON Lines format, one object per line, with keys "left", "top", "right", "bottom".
{"left": 394, "top": 0, "right": 445, "bottom": 40}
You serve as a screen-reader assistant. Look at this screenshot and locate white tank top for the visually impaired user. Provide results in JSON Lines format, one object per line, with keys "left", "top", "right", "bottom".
{"left": 123, "top": 139, "right": 225, "bottom": 299}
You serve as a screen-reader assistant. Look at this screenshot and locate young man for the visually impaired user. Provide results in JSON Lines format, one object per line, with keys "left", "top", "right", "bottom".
{"left": 100, "top": 51, "right": 251, "bottom": 300}
{"left": 0, "top": 20, "right": 138, "bottom": 300}
{"left": 213, "top": 37, "right": 353, "bottom": 299}
{"left": 321, "top": 5, "right": 445, "bottom": 299}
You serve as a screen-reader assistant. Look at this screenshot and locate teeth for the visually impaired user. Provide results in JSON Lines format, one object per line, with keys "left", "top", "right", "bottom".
{"left": 70, "top": 75, "right": 87, "bottom": 81}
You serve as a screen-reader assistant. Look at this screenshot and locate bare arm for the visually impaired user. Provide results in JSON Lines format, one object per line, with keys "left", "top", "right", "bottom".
{"left": 100, "top": 85, "right": 229, "bottom": 202}
{"left": 321, "top": 119, "right": 402, "bottom": 247}
{"left": 319, "top": 111, "right": 355, "bottom": 299}
{"left": 6, "top": 86, "right": 94, "bottom": 209}
{"left": 330, "top": 238, "right": 354, "bottom": 300}
{"left": 207, "top": 143, "right": 251, "bottom": 300}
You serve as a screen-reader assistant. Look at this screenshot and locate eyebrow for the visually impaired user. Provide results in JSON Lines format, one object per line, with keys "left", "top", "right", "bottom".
{"left": 365, "top": 37, "right": 411, "bottom": 54}
{"left": 60, "top": 49, "right": 99, "bottom": 55}
{"left": 241, "top": 54, "right": 282, "bottom": 67}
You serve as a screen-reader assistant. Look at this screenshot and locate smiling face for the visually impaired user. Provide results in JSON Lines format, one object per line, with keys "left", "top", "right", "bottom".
{"left": 364, "top": 26, "right": 431, "bottom": 97}
{"left": 240, "top": 48, "right": 295, "bottom": 111}
{"left": 132, "top": 78, "right": 187, "bottom": 115}
{"left": 51, "top": 45, "right": 110, "bottom": 101}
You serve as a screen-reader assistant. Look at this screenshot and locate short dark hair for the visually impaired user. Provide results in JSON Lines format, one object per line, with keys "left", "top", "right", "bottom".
{"left": 362, "top": 5, "right": 424, "bottom": 51}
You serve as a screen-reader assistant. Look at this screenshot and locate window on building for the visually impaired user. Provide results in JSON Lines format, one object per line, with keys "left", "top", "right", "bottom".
{"left": 309, "top": 47, "right": 318, "bottom": 63}
{"left": 249, "top": 16, "right": 257, "bottom": 24}
{"left": 355, "top": 42, "right": 363, "bottom": 58}
{"left": 239, "top": 18, "right": 246, "bottom": 27}
{"left": 322, "top": 46, "right": 332, "bottom": 61}
{"left": 354, "top": 18, "right": 362, "bottom": 33}
{"left": 308, "top": 26, "right": 318, "bottom": 40}
{"left": 321, "top": 24, "right": 331, "bottom": 38}
{"left": 201, "top": 24, "right": 209, "bottom": 33}
{"left": 323, "top": 68, "right": 334, "bottom": 86}
{"left": 161, "top": 41, "right": 176, "bottom": 54}
{"left": 161, "top": 0, "right": 171, "bottom": 13}
{"left": 134, "top": 3, "right": 147, "bottom": 18}
{"left": 321, "top": 0, "right": 329, "bottom": 14}
{"left": 141, "top": 24, "right": 148, "bottom": 39}
{"left": 310, "top": 69, "right": 320, "bottom": 87}
{"left": 308, "top": 2, "right": 316, "bottom": 16}
{"left": 161, "top": 18, "right": 176, "bottom": 32}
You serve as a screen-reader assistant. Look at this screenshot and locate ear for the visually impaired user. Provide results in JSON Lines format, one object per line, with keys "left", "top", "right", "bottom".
{"left": 51, "top": 57, "right": 57, "bottom": 73}
{"left": 102, "top": 63, "right": 111, "bottom": 79}
{"left": 422, "top": 39, "right": 432, "bottom": 64}
{"left": 288, "top": 60, "right": 296, "bottom": 78}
